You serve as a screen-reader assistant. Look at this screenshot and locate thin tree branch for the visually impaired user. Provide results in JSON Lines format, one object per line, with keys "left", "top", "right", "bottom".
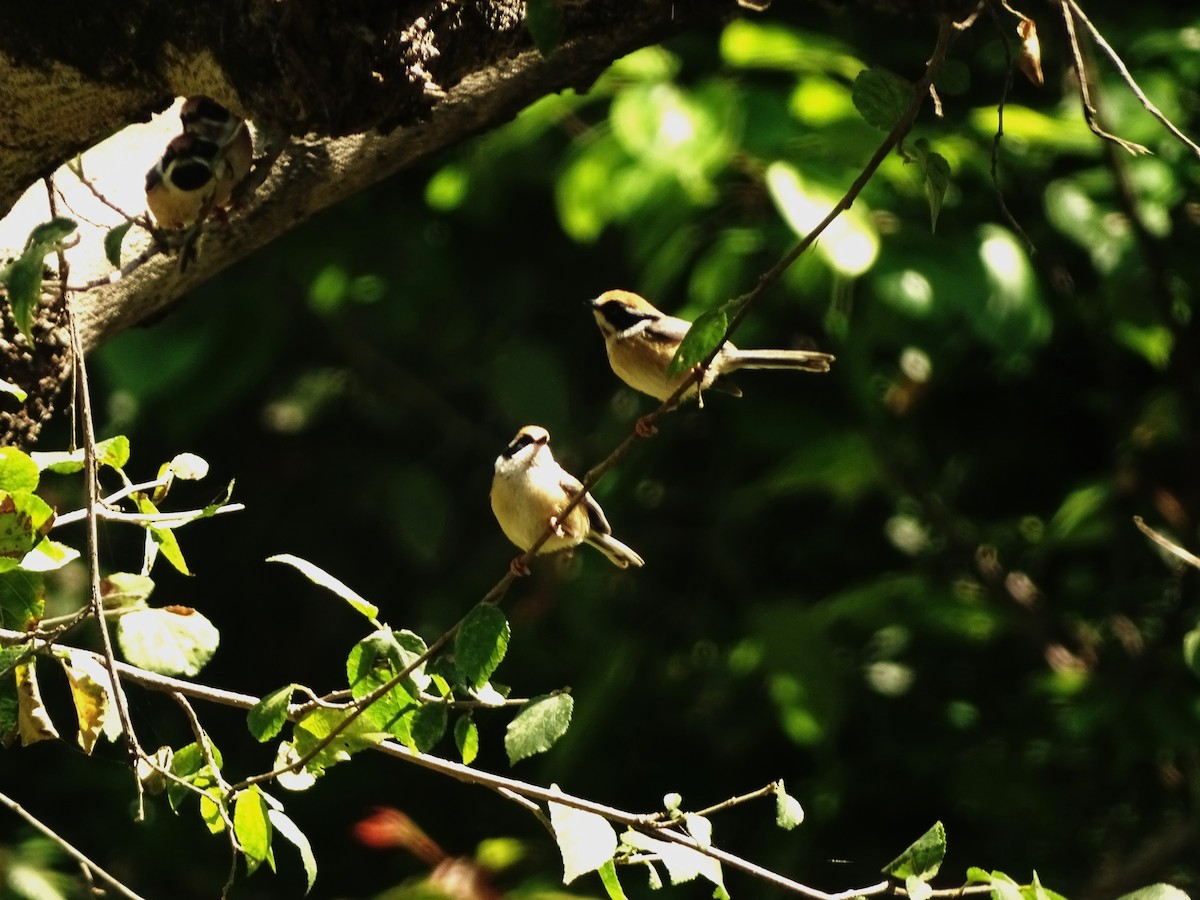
{"left": 0, "top": 790, "right": 149, "bottom": 900}
{"left": 66, "top": 304, "right": 147, "bottom": 814}
{"left": 983, "top": 0, "right": 1035, "bottom": 252}
{"left": 1059, "top": 0, "right": 1149, "bottom": 156}
{"left": 1063, "top": 0, "right": 1200, "bottom": 159}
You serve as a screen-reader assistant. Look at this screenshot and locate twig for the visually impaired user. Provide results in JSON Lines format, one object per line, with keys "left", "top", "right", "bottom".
{"left": 66, "top": 157, "right": 143, "bottom": 223}
{"left": 0, "top": 790, "right": 149, "bottom": 900}
{"left": 1064, "top": 0, "right": 1200, "bottom": 159}
{"left": 983, "top": 1, "right": 1036, "bottom": 253}
{"left": 679, "top": 782, "right": 780, "bottom": 820}
{"left": 66, "top": 303, "right": 147, "bottom": 816}
{"left": 1059, "top": 1, "right": 1149, "bottom": 156}
{"left": 1134, "top": 516, "right": 1200, "bottom": 570}
{"left": 171, "top": 692, "right": 241, "bottom": 897}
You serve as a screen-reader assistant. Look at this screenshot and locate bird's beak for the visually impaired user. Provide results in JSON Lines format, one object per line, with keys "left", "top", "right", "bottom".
{"left": 584, "top": 295, "right": 601, "bottom": 309}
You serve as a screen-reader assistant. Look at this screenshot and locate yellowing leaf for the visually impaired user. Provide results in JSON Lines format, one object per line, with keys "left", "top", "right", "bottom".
{"left": 60, "top": 651, "right": 121, "bottom": 753}
{"left": 15, "top": 661, "right": 58, "bottom": 745}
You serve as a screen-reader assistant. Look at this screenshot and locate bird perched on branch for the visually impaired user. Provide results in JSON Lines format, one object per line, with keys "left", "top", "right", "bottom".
{"left": 491, "top": 425, "right": 644, "bottom": 574}
{"left": 144, "top": 134, "right": 233, "bottom": 230}
{"left": 588, "top": 289, "right": 835, "bottom": 402}
{"left": 180, "top": 96, "right": 253, "bottom": 190}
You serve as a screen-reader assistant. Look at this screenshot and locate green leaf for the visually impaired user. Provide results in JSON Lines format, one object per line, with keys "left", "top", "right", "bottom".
{"left": 0, "top": 448, "right": 39, "bottom": 492}
{"left": 100, "top": 572, "right": 155, "bottom": 611}
{"left": 268, "top": 807, "right": 318, "bottom": 893}
{"left": 0, "top": 491, "right": 56, "bottom": 573}
{"left": 454, "top": 715, "right": 479, "bottom": 765}
{"left": 852, "top": 66, "right": 911, "bottom": 131}
{"left": 1116, "top": 885, "right": 1192, "bottom": 900}
{"left": 133, "top": 495, "right": 190, "bottom": 575}
{"left": 524, "top": 0, "right": 564, "bottom": 56}
{"left": 882, "top": 821, "right": 945, "bottom": 880}
{"left": 19, "top": 539, "right": 80, "bottom": 573}
{"left": 15, "top": 660, "right": 59, "bottom": 745}
{"left": 549, "top": 785, "right": 618, "bottom": 883}
{"left": 115, "top": 606, "right": 219, "bottom": 677}
{"left": 455, "top": 603, "right": 510, "bottom": 688}
{"left": 30, "top": 436, "right": 130, "bottom": 474}
{"left": 168, "top": 739, "right": 225, "bottom": 812}
{"left": 267, "top": 554, "right": 379, "bottom": 622}
{"left": 667, "top": 307, "right": 728, "bottom": 379}
{"left": 1184, "top": 626, "right": 1200, "bottom": 679}
{"left": 2, "top": 218, "right": 77, "bottom": 343}
{"left": 27, "top": 218, "right": 77, "bottom": 247}
{"left": 775, "top": 780, "right": 805, "bottom": 830}
{"left": 289, "top": 707, "right": 388, "bottom": 782}
{"left": 161, "top": 452, "right": 209, "bottom": 482}
{"left": 104, "top": 221, "right": 133, "bottom": 268}
{"left": 234, "top": 786, "right": 275, "bottom": 874}
{"left": 913, "top": 139, "right": 951, "bottom": 233}
{"left": 249, "top": 685, "right": 296, "bottom": 742}
{"left": 597, "top": 859, "right": 630, "bottom": 900}
{"left": 0, "top": 380, "right": 27, "bottom": 403}
{"left": 409, "top": 702, "right": 448, "bottom": 753}
{"left": 0, "top": 570, "right": 44, "bottom": 631}
{"left": 505, "top": 692, "right": 573, "bottom": 764}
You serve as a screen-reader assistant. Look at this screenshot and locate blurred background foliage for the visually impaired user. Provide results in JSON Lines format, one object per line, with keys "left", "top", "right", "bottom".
{"left": 7, "top": 2, "right": 1200, "bottom": 898}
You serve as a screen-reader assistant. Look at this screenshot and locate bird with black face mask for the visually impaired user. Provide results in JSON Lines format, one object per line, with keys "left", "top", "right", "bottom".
{"left": 491, "top": 425, "right": 644, "bottom": 575}
{"left": 588, "top": 289, "right": 834, "bottom": 403}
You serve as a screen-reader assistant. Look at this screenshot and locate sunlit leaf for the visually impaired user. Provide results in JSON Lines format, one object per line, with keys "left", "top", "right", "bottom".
{"left": 455, "top": 603, "right": 510, "bottom": 688}
{"left": 775, "top": 780, "right": 805, "bottom": 830}
{"left": 0, "top": 380, "right": 27, "bottom": 403}
{"left": 19, "top": 539, "right": 79, "bottom": 573}
{"left": 267, "top": 554, "right": 379, "bottom": 622}
{"left": 115, "top": 606, "right": 219, "bottom": 676}
{"left": 882, "top": 821, "right": 945, "bottom": 880}
{"left": 621, "top": 830, "right": 725, "bottom": 891}
{"left": 1116, "top": 885, "right": 1192, "bottom": 900}
{"left": 249, "top": 684, "right": 296, "bottom": 742}
{"left": 0, "top": 491, "right": 55, "bottom": 574}
{"left": 505, "top": 692, "right": 573, "bottom": 764}
{"left": 454, "top": 715, "right": 479, "bottom": 765}
{"left": 549, "top": 786, "right": 618, "bottom": 883}
{"left": 289, "top": 707, "right": 388, "bottom": 783}
{"left": 0, "top": 448, "right": 38, "bottom": 492}
{"left": 234, "top": 786, "right": 276, "bottom": 874}
{"left": 162, "top": 452, "right": 209, "bottom": 481}
{"left": 268, "top": 807, "right": 318, "bottom": 893}
{"left": 597, "top": 859, "right": 630, "bottom": 900}
{"left": 30, "top": 436, "right": 130, "bottom": 474}
{"left": 100, "top": 572, "right": 155, "bottom": 611}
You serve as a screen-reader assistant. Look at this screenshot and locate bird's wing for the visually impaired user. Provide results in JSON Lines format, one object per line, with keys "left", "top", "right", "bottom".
{"left": 559, "top": 472, "right": 613, "bottom": 536}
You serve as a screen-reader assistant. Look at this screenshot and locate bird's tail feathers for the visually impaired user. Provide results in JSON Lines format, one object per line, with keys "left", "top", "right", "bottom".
{"left": 587, "top": 533, "right": 645, "bottom": 569}
{"left": 726, "top": 348, "right": 834, "bottom": 373}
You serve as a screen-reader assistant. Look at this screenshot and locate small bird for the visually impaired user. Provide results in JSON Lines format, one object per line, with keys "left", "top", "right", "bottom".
{"left": 180, "top": 96, "right": 253, "bottom": 188}
{"left": 144, "top": 134, "right": 233, "bottom": 229}
{"left": 589, "top": 289, "right": 835, "bottom": 402}
{"left": 491, "top": 425, "right": 644, "bottom": 574}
